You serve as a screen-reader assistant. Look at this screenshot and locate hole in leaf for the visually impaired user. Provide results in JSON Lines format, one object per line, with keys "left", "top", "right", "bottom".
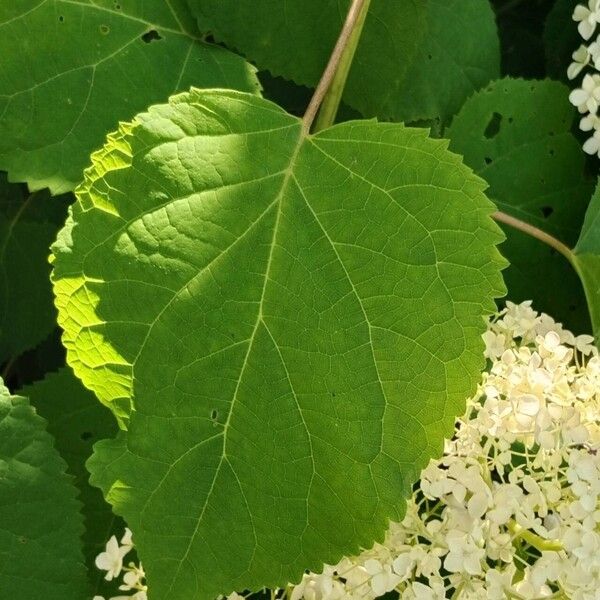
{"left": 484, "top": 112, "right": 502, "bottom": 139}
{"left": 541, "top": 206, "right": 554, "bottom": 218}
{"left": 80, "top": 431, "right": 93, "bottom": 441}
{"left": 141, "top": 29, "right": 162, "bottom": 43}
{"left": 484, "top": 157, "right": 492, "bottom": 165}
{"left": 100, "top": 24, "right": 109, "bottom": 35}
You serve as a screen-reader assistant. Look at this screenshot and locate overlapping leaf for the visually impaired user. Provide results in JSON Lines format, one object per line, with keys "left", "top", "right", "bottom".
{"left": 0, "top": 0, "right": 260, "bottom": 194}
{"left": 448, "top": 78, "right": 593, "bottom": 332}
{"left": 0, "top": 378, "right": 87, "bottom": 599}
{"left": 20, "top": 368, "right": 120, "bottom": 589}
{"left": 52, "top": 89, "right": 506, "bottom": 598}
{"left": 573, "top": 180, "right": 600, "bottom": 337}
{"left": 187, "top": 0, "right": 499, "bottom": 123}
{"left": 0, "top": 173, "right": 71, "bottom": 364}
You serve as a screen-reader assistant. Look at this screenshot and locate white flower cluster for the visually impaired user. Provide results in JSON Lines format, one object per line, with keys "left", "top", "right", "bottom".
{"left": 288, "top": 302, "right": 599, "bottom": 600}
{"left": 93, "top": 528, "right": 147, "bottom": 600}
{"left": 568, "top": 1, "right": 600, "bottom": 156}
{"left": 95, "top": 302, "right": 599, "bottom": 600}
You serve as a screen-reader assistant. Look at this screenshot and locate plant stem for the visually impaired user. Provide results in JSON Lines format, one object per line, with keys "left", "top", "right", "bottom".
{"left": 508, "top": 519, "right": 563, "bottom": 552}
{"left": 303, "top": 0, "right": 371, "bottom": 134}
{"left": 313, "top": 0, "right": 371, "bottom": 132}
{"left": 493, "top": 211, "right": 575, "bottom": 265}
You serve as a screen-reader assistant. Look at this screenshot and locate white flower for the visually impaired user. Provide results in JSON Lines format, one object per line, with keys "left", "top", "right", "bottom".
{"left": 570, "top": 73, "right": 600, "bottom": 113}
{"left": 364, "top": 559, "right": 401, "bottom": 596}
{"left": 119, "top": 564, "right": 147, "bottom": 592}
{"left": 443, "top": 531, "right": 485, "bottom": 575}
{"left": 574, "top": 0, "right": 600, "bottom": 40}
{"left": 583, "top": 128, "right": 600, "bottom": 155}
{"left": 121, "top": 527, "right": 134, "bottom": 548}
{"left": 95, "top": 535, "right": 132, "bottom": 581}
{"left": 569, "top": 45, "right": 592, "bottom": 79}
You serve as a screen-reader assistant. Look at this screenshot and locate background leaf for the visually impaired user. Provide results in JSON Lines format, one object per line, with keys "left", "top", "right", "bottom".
{"left": 187, "top": 0, "right": 499, "bottom": 123}
{"left": 573, "top": 179, "right": 600, "bottom": 337}
{"left": 544, "top": 0, "right": 579, "bottom": 81}
{"left": 0, "top": 173, "right": 71, "bottom": 366}
{"left": 447, "top": 78, "right": 593, "bottom": 333}
{"left": 19, "top": 368, "right": 120, "bottom": 592}
{"left": 53, "top": 89, "right": 506, "bottom": 599}
{"left": 0, "top": 0, "right": 260, "bottom": 194}
{"left": 0, "top": 377, "right": 87, "bottom": 599}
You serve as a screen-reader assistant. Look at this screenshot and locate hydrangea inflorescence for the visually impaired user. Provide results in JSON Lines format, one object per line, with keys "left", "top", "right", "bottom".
{"left": 95, "top": 302, "right": 600, "bottom": 599}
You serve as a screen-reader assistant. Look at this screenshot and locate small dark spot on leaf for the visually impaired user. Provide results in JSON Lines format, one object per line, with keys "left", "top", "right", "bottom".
{"left": 114, "top": 1, "right": 121, "bottom": 8}
{"left": 331, "top": 391, "right": 336, "bottom": 397}
{"left": 569, "top": 304, "right": 577, "bottom": 311}
{"left": 484, "top": 157, "right": 492, "bottom": 165}
{"left": 541, "top": 205, "right": 554, "bottom": 218}
{"left": 100, "top": 24, "right": 109, "bottom": 35}
{"left": 142, "top": 29, "right": 162, "bottom": 43}
{"left": 508, "top": 117, "right": 513, "bottom": 124}
{"left": 484, "top": 112, "right": 502, "bottom": 139}
{"left": 211, "top": 409, "right": 218, "bottom": 420}
{"left": 18, "top": 536, "right": 27, "bottom": 544}
{"left": 80, "top": 431, "right": 93, "bottom": 441}
{"left": 59, "top": 15, "right": 64, "bottom": 22}
{"left": 427, "top": 54, "right": 432, "bottom": 60}
{"left": 549, "top": 148, "right": 555, "bottom": 156}
{"left": 549, "top": 131, "right": 555, "bottom": 137}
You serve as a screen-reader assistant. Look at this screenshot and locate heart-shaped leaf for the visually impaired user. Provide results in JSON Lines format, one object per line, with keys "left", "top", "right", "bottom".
{"left": 52, "top": 89, "right": 506, "bottom": 599}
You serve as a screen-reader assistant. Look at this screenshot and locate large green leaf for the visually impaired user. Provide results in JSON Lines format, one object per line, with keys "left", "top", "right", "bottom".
{"left": 0, "top": 377, "right": 87, "bottom": 599}
{"left": 447, "top": 78, "right": 593, "bottom": 333}
{"left": 0, "top": 0, "right": 260, "bottom": 195}
{"left": 20, "top": 368, "right": 120, "bottom": 591}
{"left": 573, "top": 180, "right": 600, "bottom": 337}
{"left": 0, "top": 173, "right": 71, "bottom": 364}
{"left": 52, "top": 89, "right": 506, "bottom": 599}
{"left": 187, "top": 0, "right": 499, "bottom": 123}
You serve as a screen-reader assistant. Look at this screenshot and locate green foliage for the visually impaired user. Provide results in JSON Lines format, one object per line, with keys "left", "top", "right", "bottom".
{"left": 0, "top": 378, "right": 87, "bottom": 599}
{"left": 20, "top": 368, "right": 120, "bottom": 590}
{"left": 188, "top": 0, "right": 499, "bottom": 123}
{"left": 447, "top": 78, "right": 593, "bottom": 333}
{"left": 0, "top": 174, "right": 71, "bottom": 364}
{"left": 0, "top": 0, "right": 260, "bottom": 194}
{"left": 574, "top": 179, "right": 600, "bottom": 336}
{"left": 545, "top": 0, "right": 579, "bottom": 80}
{"left": 50, "top": 89, "right": 506, "bottom": 598}
{"left": 1, "top": 2, "right": 600, "bottom": 598}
